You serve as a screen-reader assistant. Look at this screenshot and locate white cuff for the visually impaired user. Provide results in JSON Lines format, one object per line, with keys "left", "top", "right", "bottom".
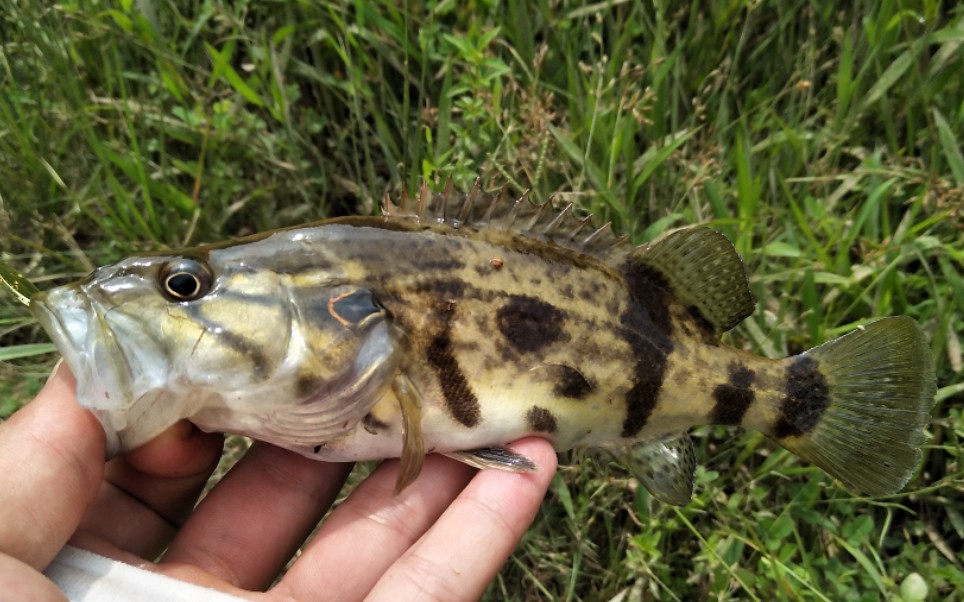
{"left": 44, "top": 545, "right": 248, "bottom": 602}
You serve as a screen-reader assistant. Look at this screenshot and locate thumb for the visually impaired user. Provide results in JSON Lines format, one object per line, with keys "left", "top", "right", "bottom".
{"left": 0, "top": 363, "right": 106, "bottom": 569}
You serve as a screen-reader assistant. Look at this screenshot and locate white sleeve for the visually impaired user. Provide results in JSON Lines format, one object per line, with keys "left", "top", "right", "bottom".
{"left": 44, "top": 546, "right": 249, "bottom": 602}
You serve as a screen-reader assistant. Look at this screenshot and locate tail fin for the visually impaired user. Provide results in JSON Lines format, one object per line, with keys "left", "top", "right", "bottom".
{"left": 771, "top": 317, "right": 935, "bottom": 496}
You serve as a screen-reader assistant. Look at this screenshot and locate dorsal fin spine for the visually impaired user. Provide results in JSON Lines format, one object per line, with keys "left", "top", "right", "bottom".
{"left": 542, "top": 201, "right": 570, "bottom": 233}
{"left": 381, "top": 191, "right": 396, "bottom": 216}
{"left": 458, "top": 178, "right": 482, "bottom": 222}
{"left": 567, "top": 214, "right": 593, "bottom": 240}
{"left": 504, "top": 189, "right": 529, "bottom": 227}
{"left": 582, "top": 222, "right": 613, "bottom": 246}
{"left": 416, "top": 181, "right": 430, "bottom": 218}
{"left": 381, "top": 179, "right": 631, "bottom": 261}
{"left": 481, "top": 184, "right": 507, "bottom": 222}
{"left": 524, "top": 195, "right": 550, "bottom": 231}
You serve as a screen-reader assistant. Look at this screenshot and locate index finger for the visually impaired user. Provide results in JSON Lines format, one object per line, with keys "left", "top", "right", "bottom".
{"left": 0, "top": 364, "right": 105, "bottom": 569}
{"left": 366, "top": 438, "right": 558, "bottom": 602}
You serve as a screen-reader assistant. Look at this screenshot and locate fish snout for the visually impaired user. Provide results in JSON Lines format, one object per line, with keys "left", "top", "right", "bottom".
{"left": 31, "top": 286, "right": 92, "bottom": 381}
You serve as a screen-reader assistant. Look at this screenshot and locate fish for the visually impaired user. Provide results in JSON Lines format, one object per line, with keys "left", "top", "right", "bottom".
{"left": 29, "top": 181, "right": 936, "bottom": 503}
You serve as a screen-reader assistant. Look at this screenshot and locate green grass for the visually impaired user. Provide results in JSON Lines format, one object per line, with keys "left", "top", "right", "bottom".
{"left": 2, "top": 0, "right": 962, "bottom": 599}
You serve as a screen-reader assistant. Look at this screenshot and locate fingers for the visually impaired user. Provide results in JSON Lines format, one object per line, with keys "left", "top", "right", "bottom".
{"left": 273, "top": 439, "right": 557, "bottom": 602}
{"left": 0, "top": 553, "right": 68, "bottom": 602}
{"left": 0, "top": 364, "right": 105, "bottom": 570}
{"left": 122, "top": 420, "right": 225, "bottom": 480}
{"left": 72, "top": 421, "right": 224, "bottom": 560}
{"left": 159, "top": 443, "right": 352, "bottom": 591}
{"left": 0, "top": 361, "right": 559, "bottom": 602}
{"left": 273, "top": 452, "right": 477, "bottom": 600}
{"left": 365, "top": 438, "right": 557, "bottom": 602}
{"left": 155, "top": 439, "right": 554, "bottom": 600}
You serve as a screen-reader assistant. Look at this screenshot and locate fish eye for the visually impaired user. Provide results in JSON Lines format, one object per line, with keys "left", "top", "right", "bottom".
{"left": 159, "top": 259, "right": 213, "bottom": 302}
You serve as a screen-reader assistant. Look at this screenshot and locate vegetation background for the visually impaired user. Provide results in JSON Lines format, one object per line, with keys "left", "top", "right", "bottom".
{"left": 1, "top": 0, "right": 962, "bottom": 599}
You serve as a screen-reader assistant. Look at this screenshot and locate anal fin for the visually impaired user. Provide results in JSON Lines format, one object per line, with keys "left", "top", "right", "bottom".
{"left": 443, "top": 447, "right": 538, "bottom": 473}
{"left": 624, "top": 432, "right": 697, "bottom": 506}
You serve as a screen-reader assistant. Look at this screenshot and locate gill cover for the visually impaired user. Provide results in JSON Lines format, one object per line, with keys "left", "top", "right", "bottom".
{"left": 192, "top": 285, "right": 405, "bottom": 454}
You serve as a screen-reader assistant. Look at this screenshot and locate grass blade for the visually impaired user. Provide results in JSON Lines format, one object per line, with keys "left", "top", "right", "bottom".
{"left": 862, "top": 49, "right": 913, "bottom": 110}
{"left": 932, "top": 108, "right": 964, "bottom": 185}
{"left": 0, "top": 343, "right": 57, "bottom": 361}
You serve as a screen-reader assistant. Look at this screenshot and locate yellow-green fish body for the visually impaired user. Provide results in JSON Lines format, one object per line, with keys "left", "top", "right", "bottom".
{"left": 30, "top": 182, "right": 936, "bottom": 502}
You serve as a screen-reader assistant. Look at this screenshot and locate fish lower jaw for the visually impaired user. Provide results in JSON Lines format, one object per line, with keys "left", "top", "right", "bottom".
{"left": 31, "top": 298, "right": 90, "bottom": 394}
{"left": 92, "top": 387, "right": 216, "bottom": 456}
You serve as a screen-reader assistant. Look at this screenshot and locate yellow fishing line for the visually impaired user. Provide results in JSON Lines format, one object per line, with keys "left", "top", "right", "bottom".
{"left": 0, "top": 259, "right": 39, "bottom": 306}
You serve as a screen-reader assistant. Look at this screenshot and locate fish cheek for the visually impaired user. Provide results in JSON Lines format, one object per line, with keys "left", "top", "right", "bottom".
{"left": 307, "top": 331, "right": 364, "bottom": 381}
{"left": 165, "top": 295, "right": 291, "bottom": 383}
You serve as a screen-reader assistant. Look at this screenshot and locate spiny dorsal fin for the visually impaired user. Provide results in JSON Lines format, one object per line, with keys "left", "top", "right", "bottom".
{"left": 635, "top": 226, "right": 756, "bottom": 333}
{"left": 382, "top": 178, "right": 630, "bottom": 259}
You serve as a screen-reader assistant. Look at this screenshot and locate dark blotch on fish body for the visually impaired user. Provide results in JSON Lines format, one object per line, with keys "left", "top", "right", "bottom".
{"left": 621, "top": 261, "right": 674, "bottom": 336}
{"left": 686, "top": 305, "right": 719, "bottom": 345}
{"left": 552, "top": 365, "right": 593, "bottom": 399}
{"left": 418, "top": 257, "right": 467, "bottom": 271}
{"left": 729, "top": 364, "right": 755, "bottom": 389}
{"left": 773, "top": 356, "right": 830, "bottom": 438}
{"left": 526, "top": 406, "right": 558, "bottom": 433}
{"left": 618, "top": 302, "right": 674, "bottom": 438}
{"left": 495, "top": 294, "right": 568, "bottom": 354}
{"left": 427, "top": 332, "right": 481, "bottom": 427}
{"left": 711, "top": 363, "right": 756, "bottom": 425}
{"left": 412, "top": 278, "right": 467, "bottom": 302}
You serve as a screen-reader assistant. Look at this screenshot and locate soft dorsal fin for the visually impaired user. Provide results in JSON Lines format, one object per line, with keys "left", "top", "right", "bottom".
{"left": 634, "top": 226, "right": 755, "bottom": 333}
{"left": 381, "top": 179, "right": 630, "bottom": 259}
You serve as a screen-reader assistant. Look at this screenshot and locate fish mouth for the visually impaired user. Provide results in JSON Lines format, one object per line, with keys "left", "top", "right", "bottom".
{"left": 31, "top": 289, "right": 89, "bottom": 386}
{"left": 31, "top": 286, "right": 128, "bottom": 455}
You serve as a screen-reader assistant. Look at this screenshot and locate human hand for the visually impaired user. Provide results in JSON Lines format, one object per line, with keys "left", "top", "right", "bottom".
{"left": 0, "top": 364, "right": 558, "bottom": 601}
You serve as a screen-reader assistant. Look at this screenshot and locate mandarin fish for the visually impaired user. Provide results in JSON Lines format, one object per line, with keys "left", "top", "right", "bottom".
{"left": 28, "top": 181, "right": 936, "bottom": 503}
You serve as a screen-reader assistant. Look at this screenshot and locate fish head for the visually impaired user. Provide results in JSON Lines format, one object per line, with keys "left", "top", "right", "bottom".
{"left": 31, "top": 249, "right": 400, "bottom": 456}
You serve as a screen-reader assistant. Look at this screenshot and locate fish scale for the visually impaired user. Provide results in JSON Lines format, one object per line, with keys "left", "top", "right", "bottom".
{"left": 29, "top": 181, "right": 936, "bottom": 503}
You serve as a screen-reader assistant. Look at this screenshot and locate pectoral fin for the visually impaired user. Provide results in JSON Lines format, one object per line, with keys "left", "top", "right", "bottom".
{"left": 626, "top": 433, "right": 697, "bottom": 506}
{"left": 392, "top": 371, "right": 426, "bottom": 494}
{"left": 443, "top": 447, "right": 538, "bottom": 473}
